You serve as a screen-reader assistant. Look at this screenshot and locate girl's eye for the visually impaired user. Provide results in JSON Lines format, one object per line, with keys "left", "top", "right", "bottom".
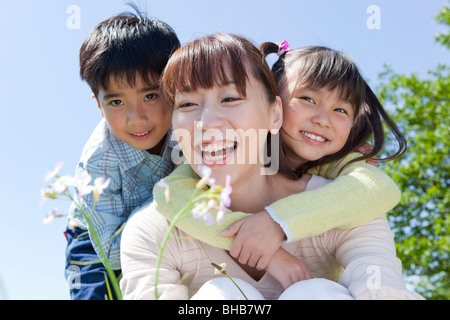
{"left": 110, "top": 100, "right": 124, "bottom": 107}
{"left": 300, "top": 96, "right": 314, "bottom": 104}
{"left": 145, "top": 93, "right": 158, "bottom": 101}
{"left": 335, "top": 107, "right": 353, "bottom": 116}
{"left": 335, "top": 108, "right": 347, "bottom": 114}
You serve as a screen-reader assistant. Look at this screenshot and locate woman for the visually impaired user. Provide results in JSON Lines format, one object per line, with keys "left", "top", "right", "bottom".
{"left": 119, "top": 33, "right": 422, "bottom": 300}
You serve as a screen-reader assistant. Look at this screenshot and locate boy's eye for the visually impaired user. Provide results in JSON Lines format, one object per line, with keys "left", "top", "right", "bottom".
{"left": 110, "top": 100, "right": 124, "bottom": 107}
{"left": 145, "top": 93, "right": 158, "bottom": 101}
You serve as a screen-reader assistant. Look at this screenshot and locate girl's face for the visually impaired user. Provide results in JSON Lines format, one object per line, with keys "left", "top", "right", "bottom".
{"left": 280, "top": 84, "right": 355, "bottom": 167}
{"left": 172, "top": 70, "right": 282, "bottom": 187}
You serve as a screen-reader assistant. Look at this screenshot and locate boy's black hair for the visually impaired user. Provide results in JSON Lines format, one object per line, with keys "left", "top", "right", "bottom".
{"left": 80, "top": 8, "right": 180, "bottom": 97}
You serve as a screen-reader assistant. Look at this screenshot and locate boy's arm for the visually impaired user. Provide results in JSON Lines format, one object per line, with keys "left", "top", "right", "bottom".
{"left": 267, "top": 153, "right": 401, "bottom": 242}
{"left": 153, "top": 164, "right": 250, "bottom": 250}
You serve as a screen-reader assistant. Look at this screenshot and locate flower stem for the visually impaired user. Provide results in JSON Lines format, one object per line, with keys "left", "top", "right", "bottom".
{"left": 154, "top": 190, "right": 209, "bottom": 300}
{"left": 83, "top": 207, "right": 122, "bottom": 300}
{"left": 154, "top": 201, "right": 192, "bottom": 299}
{"left": 68, "top": 193, "right": 122, "bottom": 300}
{"left": 211, "top": 263, "right": 248, "bottom": 300}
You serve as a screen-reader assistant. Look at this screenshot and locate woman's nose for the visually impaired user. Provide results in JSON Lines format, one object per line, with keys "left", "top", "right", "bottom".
{"left": 199, "top": 104, "right": 225, "bottom": 130}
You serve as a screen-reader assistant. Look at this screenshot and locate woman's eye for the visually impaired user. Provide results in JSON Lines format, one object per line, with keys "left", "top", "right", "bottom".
{"left": 222, "top": 97, "right": 241, "bottom": 104}
{"left": 178, "top": 102, "right": 197, "bottom": 109}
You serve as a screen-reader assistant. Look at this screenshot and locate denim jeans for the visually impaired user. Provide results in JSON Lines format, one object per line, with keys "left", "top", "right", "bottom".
{"left": 64, "top": 226, "right": 121, "bottom": 300}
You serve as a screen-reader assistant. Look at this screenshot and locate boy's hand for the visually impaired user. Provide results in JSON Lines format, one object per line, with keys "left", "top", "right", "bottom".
{"left": 221, "top": 211, "right": 285, "bottom": 270}
{"left": 265, "top": 248, "right": 312, "bottom": 289}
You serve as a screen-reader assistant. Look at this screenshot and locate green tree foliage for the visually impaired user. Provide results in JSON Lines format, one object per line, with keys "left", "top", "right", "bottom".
{"left": 377, "top": 3, "right": 449, "bottom": 300}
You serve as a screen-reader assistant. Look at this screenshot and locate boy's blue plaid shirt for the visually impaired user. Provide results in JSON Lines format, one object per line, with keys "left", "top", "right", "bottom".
{"left": 68, "top": 119, "right": 176, "bottom": 270}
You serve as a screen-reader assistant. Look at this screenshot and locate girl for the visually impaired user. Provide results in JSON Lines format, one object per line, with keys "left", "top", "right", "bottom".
{"left": 259, "top": 42, "right": 406, "bottom": 174}
{"left": 120, "top": 33, "right": 422, "bottom": 299}
{"left": 152, "top": 41, "right": 406, "bottom": 278}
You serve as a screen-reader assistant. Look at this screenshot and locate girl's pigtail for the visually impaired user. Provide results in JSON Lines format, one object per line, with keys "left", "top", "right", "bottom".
{"left": 258, "top": 42, "right": 288, "bottom": 91}
{"left": 365, "top": 84, "right": 407, "bottom": 162}
{"left": 343, "top": 83, "right": 407, "bottom": 171}
{"left": 258, "top": 41, "right": 299, "bottom": 180}
{"left": 258, "top": 42, "right": 279, "bottom": 59}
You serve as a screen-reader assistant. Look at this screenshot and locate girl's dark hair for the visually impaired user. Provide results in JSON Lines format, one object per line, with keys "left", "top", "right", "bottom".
{"left": 259, "top": 43, "right": 407, "bottom": 176}
{"left": 162, "top": 33, "right": 294, "bottom": 179}
{"left": 79, "top": 10, "right": 180, "bottom": 97}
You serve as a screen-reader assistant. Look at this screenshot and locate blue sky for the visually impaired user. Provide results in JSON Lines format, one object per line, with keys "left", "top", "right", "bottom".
{"left": 0, "top": 0, "right": 447, "bottom": 300}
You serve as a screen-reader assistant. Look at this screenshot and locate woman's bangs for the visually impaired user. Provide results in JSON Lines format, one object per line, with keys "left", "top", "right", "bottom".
{"left": 168, "top": 37, "right": 249, "bottom": 95}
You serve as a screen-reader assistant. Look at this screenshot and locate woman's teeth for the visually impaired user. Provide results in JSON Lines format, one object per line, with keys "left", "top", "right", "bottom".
{"left": 200, "top": 142, "right": 236, "bottom": 161}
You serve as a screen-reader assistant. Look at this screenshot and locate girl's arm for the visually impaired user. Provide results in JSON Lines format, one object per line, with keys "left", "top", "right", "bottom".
{"left": 153, "top": 164, "right": 250, "bottom": 250}
{"left": 267, "top": 152, "right": 401, "bottom": 242}
{"left": 155, "top": 153, "right": 400, "bottom": 248}
{"left": 224, "top": 154, "right": 401, "bottom": 270}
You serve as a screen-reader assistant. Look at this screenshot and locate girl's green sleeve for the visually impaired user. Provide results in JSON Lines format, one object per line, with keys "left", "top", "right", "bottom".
{"left": 153, "top": 153, "right": 401, "bottom": 248}
{"left": 267, "top": 153, "right": 401, "bottom": 242}
{"left": 153, "top": 164, "right": 249, "bottom": 250}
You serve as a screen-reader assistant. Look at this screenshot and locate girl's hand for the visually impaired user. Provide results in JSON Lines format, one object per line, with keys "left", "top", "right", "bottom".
{"left": 265, "top": 248, "right": 312, "bottom": 289}
{"left": 221, "top": 211, "right": 285, "bottom": 270}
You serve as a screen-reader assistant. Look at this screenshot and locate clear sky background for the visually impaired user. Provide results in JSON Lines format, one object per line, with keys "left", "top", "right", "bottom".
{"left": 0, "top": 0, "right": 447, "bottom": 300}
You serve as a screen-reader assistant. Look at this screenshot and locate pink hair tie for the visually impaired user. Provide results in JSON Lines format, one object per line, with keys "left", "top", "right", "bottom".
{"left": 276, "top": 40, "right": 290, "bottom": 56}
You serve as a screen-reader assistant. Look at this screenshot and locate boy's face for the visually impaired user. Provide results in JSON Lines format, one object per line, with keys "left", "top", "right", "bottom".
{"left": 96, "top": 74, "right": 171, "bottom": 153}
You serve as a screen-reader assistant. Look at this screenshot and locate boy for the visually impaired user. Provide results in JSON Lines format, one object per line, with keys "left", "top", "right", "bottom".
{"left": 65, "top": 10, "right": 180, "bottom": 300}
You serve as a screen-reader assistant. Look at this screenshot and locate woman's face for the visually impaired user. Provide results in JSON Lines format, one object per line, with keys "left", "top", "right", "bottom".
{"left": 172, "top": 69, "right": 282, "bottom": 187}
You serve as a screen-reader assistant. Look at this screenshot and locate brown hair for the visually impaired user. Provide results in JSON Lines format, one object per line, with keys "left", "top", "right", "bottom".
{"left": 259, "top": 43, "right": 407, "bottom": 176}
{"left": 162, "top": 33, "right": 278, "bottom": 107}
{"left": 162, "top": 33, "right": 296, "bottom": 179}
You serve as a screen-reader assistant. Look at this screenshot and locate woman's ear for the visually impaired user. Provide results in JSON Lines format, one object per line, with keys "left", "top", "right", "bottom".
{"left": 270, "top": 96, "right": 283, "bottom": 135}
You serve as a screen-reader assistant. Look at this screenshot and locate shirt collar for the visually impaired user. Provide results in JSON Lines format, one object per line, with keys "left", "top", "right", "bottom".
{"left": 108, "top": 126, "right": 175, "bottom": 171}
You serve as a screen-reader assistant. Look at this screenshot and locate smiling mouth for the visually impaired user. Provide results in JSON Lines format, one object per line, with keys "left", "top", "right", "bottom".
{"left": 198, "top": 141, "right": 237, "bottom": 164}
{"left": 132, "top": 131, "right": 149, "bottom": 136}
{"left": 130, "top": 130, "right": 152, "bottom": 139}
{"left": 301, "top": 131, "right": 327, "bottom": 142}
